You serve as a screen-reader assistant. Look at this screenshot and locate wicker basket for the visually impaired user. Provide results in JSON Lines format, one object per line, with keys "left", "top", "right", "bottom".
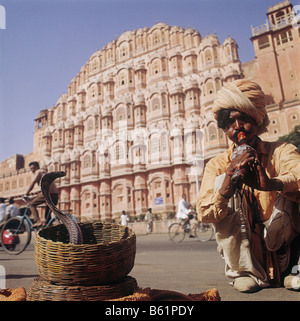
{"left": 34, "top": 222, "right": 136, "bottom": 286}
{"left": 27, "top": 276, "right": 138, "bottom": 301}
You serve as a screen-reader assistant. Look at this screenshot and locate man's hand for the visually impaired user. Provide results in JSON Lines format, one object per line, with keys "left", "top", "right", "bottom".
{"left": 245, "top": 160, "right": 283, "bottom": 192}
{"left": 219, "top": 150, "right": 283, "bottom": 198}
{"left": 218, "top": 150, "right": 252, "bottom": 199}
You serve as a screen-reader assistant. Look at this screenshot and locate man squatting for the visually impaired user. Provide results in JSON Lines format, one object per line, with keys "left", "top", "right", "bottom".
{"left": 197, "top": 79, "right": 300, "bottom": 293}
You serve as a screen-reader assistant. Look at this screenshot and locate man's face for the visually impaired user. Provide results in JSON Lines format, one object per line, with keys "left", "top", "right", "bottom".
{"left": 223, "top": 110, "right": 258, "bottom": 146}
{"left": 29, "top": 164, "right": 38, "bottom": 174}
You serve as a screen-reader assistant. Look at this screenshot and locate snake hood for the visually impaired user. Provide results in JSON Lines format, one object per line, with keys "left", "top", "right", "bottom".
{"left": 41, "top": 171, "right": 83, "bottom": 245}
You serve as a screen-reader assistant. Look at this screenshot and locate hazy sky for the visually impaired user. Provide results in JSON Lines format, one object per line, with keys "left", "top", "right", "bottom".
{"left": 0, "top": 0, "right": 281, "bottom": 162}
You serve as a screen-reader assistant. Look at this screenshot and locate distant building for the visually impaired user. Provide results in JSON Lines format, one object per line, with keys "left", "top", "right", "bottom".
{"left": 243, "top": 0, "right": 300, "bottom": 139}
{"left": 0, "top": 1, "right": 299, "bottom": 221}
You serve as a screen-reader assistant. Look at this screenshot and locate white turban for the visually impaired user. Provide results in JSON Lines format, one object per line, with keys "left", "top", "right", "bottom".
{"left": 213, "top": 79, "right": 269, "bottom": 135}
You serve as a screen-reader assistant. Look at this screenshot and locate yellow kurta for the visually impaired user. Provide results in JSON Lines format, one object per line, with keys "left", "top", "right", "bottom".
{"left": 197, "top": 139, "right": 300, "bottom": 224}
{"left": 196, "top": 139, "right": 300, "bottom": 286}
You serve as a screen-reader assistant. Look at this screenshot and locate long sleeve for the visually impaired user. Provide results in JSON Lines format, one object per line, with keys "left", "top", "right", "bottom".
{"left": 197, "top": 141, "right": 300, "bottom": 224}
{"left": 271, "top": 142, "right": 300, "bottom": 202}
{"left": 196, "top": 150, "right": 232, "bottom": 223}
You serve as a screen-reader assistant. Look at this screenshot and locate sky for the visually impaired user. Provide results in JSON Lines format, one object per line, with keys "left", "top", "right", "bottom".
{"left": 0, "top": 0, "right": 283, "bottom": 162}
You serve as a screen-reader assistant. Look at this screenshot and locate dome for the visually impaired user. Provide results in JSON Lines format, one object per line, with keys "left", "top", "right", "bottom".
{"left": 117, "top": 30, "right": 134, "bottom": 45}
{"left": 200, "top": 34, "right": 220, "bottom": 50}
{"left": 223, "top": 35, "right": 237, "bottom": 46}
{"left": 184, "top": 27, "right": 195, "bottom": 35}
{"left": 148, "top": 22, "right": 170, "bottom": 33}
{"left": 56, "top": 94, "right": 67, "bottom": 106}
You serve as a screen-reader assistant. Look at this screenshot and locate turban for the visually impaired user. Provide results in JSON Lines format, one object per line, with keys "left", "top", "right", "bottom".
{"left": 213, "top": 79, "right": 270, "bottom": 135}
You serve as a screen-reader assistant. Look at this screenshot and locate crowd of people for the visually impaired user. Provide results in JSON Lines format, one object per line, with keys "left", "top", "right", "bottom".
{"left": 0, "top": 197, "right": 20, "bottom": 225}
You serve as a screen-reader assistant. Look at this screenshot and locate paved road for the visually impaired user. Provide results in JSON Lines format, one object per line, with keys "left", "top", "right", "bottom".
{"left": 0, "top": 233, "right": 299, "bottom": 301}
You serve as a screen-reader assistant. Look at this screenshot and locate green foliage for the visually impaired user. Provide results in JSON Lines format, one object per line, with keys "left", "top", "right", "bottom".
{"left": 167, "top": 212, "right": 175, "bottom": 219}
{"left": 277, "top": 125, "right": 300, "bottom": 152}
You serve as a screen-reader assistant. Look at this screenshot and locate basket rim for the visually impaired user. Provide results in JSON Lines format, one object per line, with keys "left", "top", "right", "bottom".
{"left": 36, "top": 222, "right": 136, "bottom": 247}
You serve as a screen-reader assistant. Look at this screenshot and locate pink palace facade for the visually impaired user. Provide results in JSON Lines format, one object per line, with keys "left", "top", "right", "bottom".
{"left": 0, "top": 1, "right": 299, "bottom": 221}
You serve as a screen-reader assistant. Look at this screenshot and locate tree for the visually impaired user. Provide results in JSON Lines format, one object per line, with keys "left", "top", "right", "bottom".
{"left": 277, "top": 125, "right": 300, "bottom": 152}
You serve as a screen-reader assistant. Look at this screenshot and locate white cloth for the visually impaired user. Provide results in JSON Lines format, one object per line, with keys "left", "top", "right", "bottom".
{"left": 145, "top": 211, "right": 153, "bottom": 223}
{"left": 176, "top": 199, "right": 191, "bottom": 219}
{"left": 121, "top": 213, "right": 129, "bottom": 226}
{"left": 213, "top": 174, "right": 269, "bottom": 287}
{"left": 6, "top": 204, "right": 20, "bottom": 218}
{"left": 0, "top": 203, "right": 7, "bottom": 222}
{"left": 145, "top": 211, "right": 154, "bottom": 234}
{"left": 213, "top": 173, "right": 299, "bottom": 287}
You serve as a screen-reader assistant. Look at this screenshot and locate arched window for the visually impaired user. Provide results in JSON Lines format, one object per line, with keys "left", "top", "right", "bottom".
{"left": 89, "top": 58, "right": 98, "bottom": 73}
{"left": 151, "top": 58, "right": 161, "bottom": 76}
{"left": 152, "top": 30, "right": 162, "bottom": 46}
{"left": 92, "top": 58, "right": 98, "bottom": 71}
{"left": 226, "top": 46, "right": 230, "bottom": 56}
{"left": 161, "top": 132, "right": 169, "bottom": 154}
{"left": 118, "top": 70, "right": 127, "bottom": 86}
{"left": 88, "top": 84, "right": 97, "bottom": 100}
{"left": 120, "top": 44, "right": 128, "bottom": 59}
{"left": 57, "top": 106, "right": 62, "bottom": 120}
{"left": 53, "top": 132, "right": 58, "bottom": 144}
{"left": 116, "top": 106, "right": 125, "bottom": 122}
{"left": 204, "top": 50, "right": 212, "bottom": 65}
{"left": 87, "top": 118, "right": 93, "bottom": 131}
{"left": 151, "top": 135, "right": 160, "bottom": 154}
{"left": 83, "top": 155, "right": 91, "bottom": 168}
{"left": 213, "top": 47, "right": 218, "bottom": 61}
{"left": 136, "top": 36, "right": 142, "bottom": 48}
{"left": 208, "top": 125, "right": 217, "bottom": 140}
{"left": 115, "top": 143, "right": 124, "bottom": 161}
{"left": 206, "top": 81, "right": 214, "bottom": 95}
{"left": 161, "top": 58, "right": 167, "bottom": 73}
{"left": 151, "top": 96, "right": 160, "bottom": 111}
{"left": 162, "top": 94, "right": 167, "bottom": 109}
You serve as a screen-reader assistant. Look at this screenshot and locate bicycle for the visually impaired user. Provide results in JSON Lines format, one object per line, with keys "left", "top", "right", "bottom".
{"left": 169, "top": 212, "right": 214, "bottom": 243}
{"left": 0, "top": 196, "right": 76, "bottom": 255}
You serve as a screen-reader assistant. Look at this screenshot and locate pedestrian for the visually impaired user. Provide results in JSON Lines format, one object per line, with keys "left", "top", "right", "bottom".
{"left": 145, "top": 208, "right": 154, "bottom": 234}
{"left": 197, "top": 79, "right": 300, "bottom": 293}
{"left": 0, "top": 197, "right": 6, "bottom": 224}
{"left": 120, "top": 210, "right": 129, "bottom": 227}
{"left": 176, "top": 194, "right": 195, "bottom": 238}
{"left": 5, "top": 197, "right": 20, "bottom": 220}
{"left": 25, "top": 161, "right": 59, "bottom": 227}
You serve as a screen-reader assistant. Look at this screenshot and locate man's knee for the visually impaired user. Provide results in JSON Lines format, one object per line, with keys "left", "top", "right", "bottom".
{"left": 30, "top": 194, "right": 45, "bottom": 207}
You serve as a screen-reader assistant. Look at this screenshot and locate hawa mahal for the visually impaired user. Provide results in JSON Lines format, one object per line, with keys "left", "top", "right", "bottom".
{"left": 0, "top": 1, "right": 299, "bottom": 221}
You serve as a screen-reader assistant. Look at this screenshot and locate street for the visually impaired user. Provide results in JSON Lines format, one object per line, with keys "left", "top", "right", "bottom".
{"left": 0, "top": 232, "right": 299, "bottom": 301}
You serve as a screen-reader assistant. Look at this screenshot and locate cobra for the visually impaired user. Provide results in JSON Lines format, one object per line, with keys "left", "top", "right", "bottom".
{"left": 41, "top": 171, "right": 83, "bottom": 245}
